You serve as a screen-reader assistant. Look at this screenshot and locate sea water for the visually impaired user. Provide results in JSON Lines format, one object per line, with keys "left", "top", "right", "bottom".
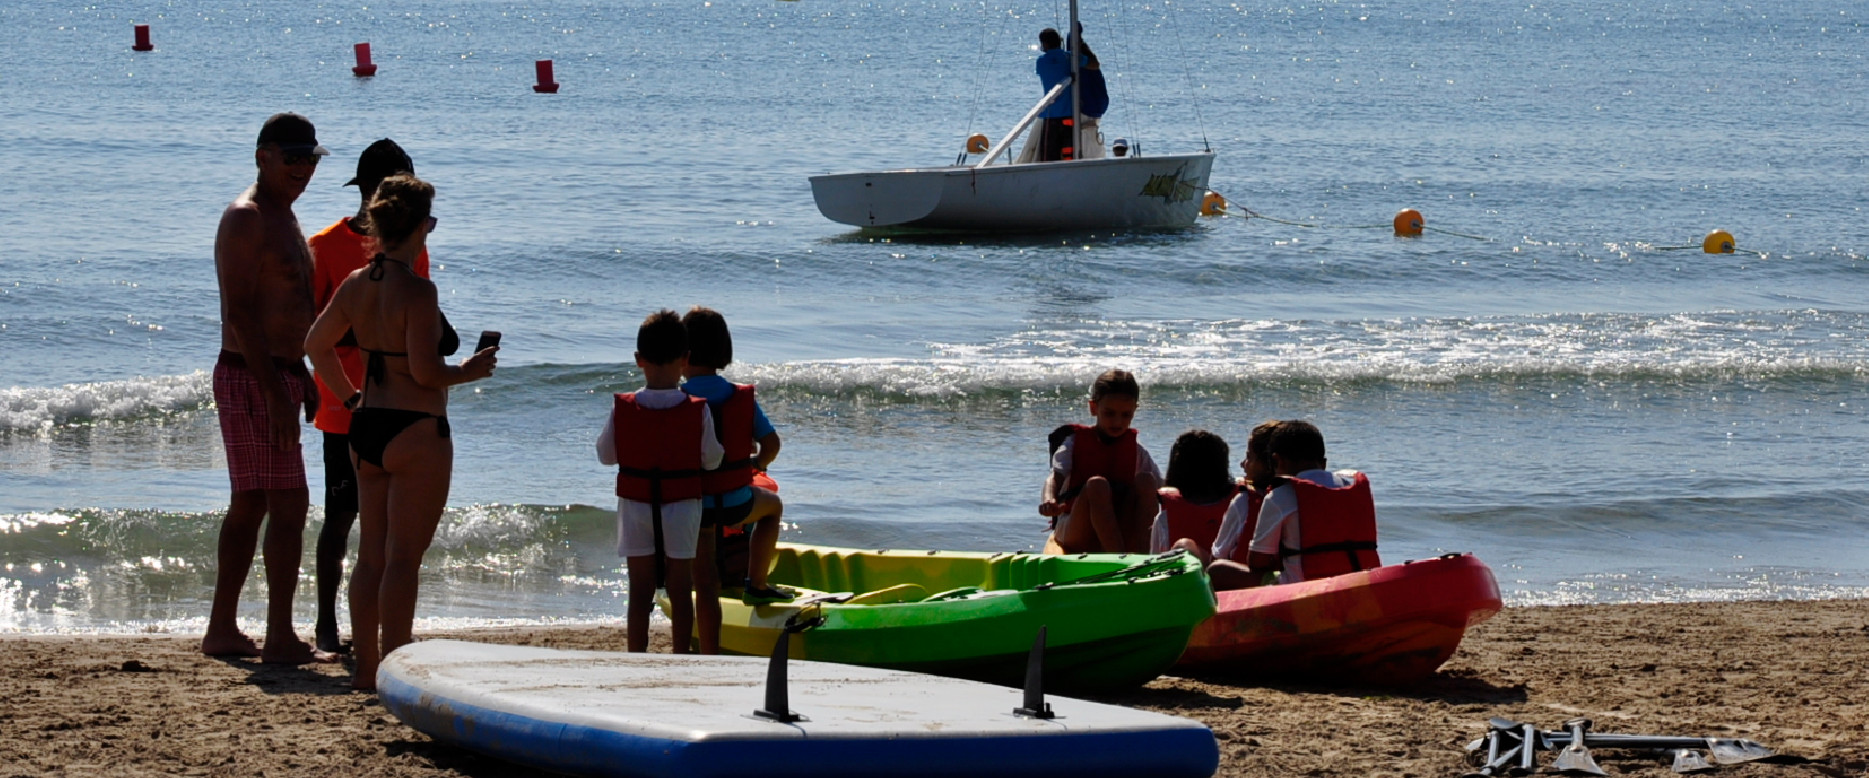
{"left": 1, "top": 0, "right": 1866, "bottom": 633}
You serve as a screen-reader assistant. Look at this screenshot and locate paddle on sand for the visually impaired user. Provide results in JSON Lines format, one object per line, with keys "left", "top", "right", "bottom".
{"left": 1671, "top": 748, "right": 1716, "bottom": 774}
{"left": 1552, "top": 718, "right": 1608, "bottom": 776}
{"left": 1540, "top": 732, "right": 1776, "bottom": 765}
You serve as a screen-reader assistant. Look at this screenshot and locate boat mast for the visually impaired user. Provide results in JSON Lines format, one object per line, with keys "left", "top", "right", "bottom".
{"left": 1068, "top": 0, "right": 1082, "bottom": 160}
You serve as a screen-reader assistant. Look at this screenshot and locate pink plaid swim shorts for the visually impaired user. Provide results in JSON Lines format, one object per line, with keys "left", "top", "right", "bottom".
{"left": 213, "top": 351, "right": 311, "bottom": 492}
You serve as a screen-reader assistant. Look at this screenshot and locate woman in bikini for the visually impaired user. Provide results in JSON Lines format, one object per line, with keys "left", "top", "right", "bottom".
{"left": 305, "top": 174, "right": 497, "bottom": 689}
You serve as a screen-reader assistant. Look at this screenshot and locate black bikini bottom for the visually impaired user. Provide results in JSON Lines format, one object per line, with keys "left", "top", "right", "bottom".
{"left": 349, "top": 408, "right": 449, "bottom": 468}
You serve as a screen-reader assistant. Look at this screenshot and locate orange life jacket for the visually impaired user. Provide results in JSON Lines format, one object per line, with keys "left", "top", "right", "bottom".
{"left": 1062, "top": 425, "right": 1137, "bottom": 512}
{"left": 698, "top": 383, "right": 758, "bottom": 497}
{"left": 612, "top": 393, "right": 709, "bottom": 505}
{"left": 1158, "top": 485, "right": 1238, "bottom": 552}
{"left": 1281, "top": 472, "right": 1380, "bottom": 579}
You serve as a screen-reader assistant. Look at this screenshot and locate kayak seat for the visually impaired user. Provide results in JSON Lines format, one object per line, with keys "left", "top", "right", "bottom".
{"left": 925, "top": 586, "right": 984, "bottom": 601}
{"left": 846, "top": 583, "right": 930, "bottom": 605}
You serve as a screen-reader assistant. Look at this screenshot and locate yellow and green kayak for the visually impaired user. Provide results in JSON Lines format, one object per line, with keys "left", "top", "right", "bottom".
{"left": 663, "top": 544, "right": 1216, "bottom": 693}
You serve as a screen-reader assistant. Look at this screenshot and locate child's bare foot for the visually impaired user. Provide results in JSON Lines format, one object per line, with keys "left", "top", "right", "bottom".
{"left": 260, "top": 637, "right": 340, "bottom": 665}
{"left": 201, "top": 631, "right": 261, "bottom": 657}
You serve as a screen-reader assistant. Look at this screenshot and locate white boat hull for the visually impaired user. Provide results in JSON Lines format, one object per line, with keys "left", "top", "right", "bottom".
{"left": 810, "top": 152, "right": 1215, "bottom": 232}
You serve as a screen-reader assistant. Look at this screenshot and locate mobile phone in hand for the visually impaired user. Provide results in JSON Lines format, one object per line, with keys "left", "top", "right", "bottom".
{"left": 475, "top": 330, "right": 502, "bottom": 353}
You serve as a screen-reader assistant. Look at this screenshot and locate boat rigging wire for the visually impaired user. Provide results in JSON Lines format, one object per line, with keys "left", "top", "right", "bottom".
{"left": 1158, "top": 1, "right": 1211, "bottom": 152}
{"left": 961, "top": 1, "right": 998, "bottom": 143}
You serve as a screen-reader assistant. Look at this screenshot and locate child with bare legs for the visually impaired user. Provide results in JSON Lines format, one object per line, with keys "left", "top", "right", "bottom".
{"left": 678, "top": 307, "right": 791, "bottom": 655}
{"left": 597, "top": 311, "right": 723, "bottom": 653}
{"left": 1040, "top": 370, "right": 1161, "bottom": 553}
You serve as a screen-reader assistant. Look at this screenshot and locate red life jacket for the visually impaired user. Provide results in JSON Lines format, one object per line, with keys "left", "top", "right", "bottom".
{"left": 1281, "top": 472, "right": 1380, "bottom": 580}
{"left": 1223, "top": 487, "right": 1264, "bottom": 564}
{"left": 1158, "top": 485, "right": 1238, "bottom": 552}
{"left": 612, "top": 393, "right": 709, "bottom": 505}
{"left": 1061, "top": 425, "right": 1138, "bottom": 512}
{"left": 698, "top": 383, "right": 758, "bottom": 497}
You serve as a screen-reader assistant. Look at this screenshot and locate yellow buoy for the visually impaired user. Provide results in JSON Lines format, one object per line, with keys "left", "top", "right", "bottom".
{"left": 1702, "top": 229, "right": 1735, "bottom": 254}
{"left": 1393, "top": 208, "right": 1424, "bottom": 237}
{"left": 965, "top": 133, "right": 990, "bottom": 154}
{"left": 1200, "top": 190, "right": 1228, "bottom": 217}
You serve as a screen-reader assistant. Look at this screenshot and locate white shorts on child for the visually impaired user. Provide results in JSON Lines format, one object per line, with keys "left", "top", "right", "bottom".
{"left": 615, "top": 498, "right": 703, "bottom": 559}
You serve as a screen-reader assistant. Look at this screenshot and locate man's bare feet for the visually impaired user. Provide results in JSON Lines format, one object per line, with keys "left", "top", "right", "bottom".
{"left": 201, "top": 631, "right": 262, "bottom": 657}
{"left": 314, "top": 626, "right": 352, "bottom": 655}
{"left": 260, "top": 637, "right": 341, "bottom": 665}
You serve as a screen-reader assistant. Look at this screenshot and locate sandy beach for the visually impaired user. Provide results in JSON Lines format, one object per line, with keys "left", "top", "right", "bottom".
{"left": 2, "top": 599, "right": 1863, "bottom": 777}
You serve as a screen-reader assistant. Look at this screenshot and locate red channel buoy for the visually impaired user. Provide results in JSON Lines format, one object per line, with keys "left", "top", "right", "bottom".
{"left": 132, "top": 24, "right": 154, "bottom": 52}
{"left": 352, "top": 43, "right": 378, "bottom": 77}
{"left": 533, "top": 60, "right": 560, "bottom": 93}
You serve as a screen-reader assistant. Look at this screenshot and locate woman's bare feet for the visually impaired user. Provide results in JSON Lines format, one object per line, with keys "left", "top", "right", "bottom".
{"left": 351, "top": 659, "right": 378, "bottom": 691}
{"left": 200, "top": 630, "right": 262, "bottom": 657}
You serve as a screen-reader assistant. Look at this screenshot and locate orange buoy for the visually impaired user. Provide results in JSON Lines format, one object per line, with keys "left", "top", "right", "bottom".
{"left": 533, "top": 60, "right": 560, "bottom": 93}
{"left": 1200, "top": 190, "right": 1228, "bottom": 217}
{"left": 132, "top": 24, "right": 154, "bottom": 52}
{"left": 965, "top": 133, "right": 990, "bottom": 154}
{"left": 351, "top": 43, "right": 378, "bottom": 77}
{"left": 1702, "top": 229, "right": 1735, "bottom": 254}
{"left": 1393, "top": 208, "right": 1424, "bottom": 237}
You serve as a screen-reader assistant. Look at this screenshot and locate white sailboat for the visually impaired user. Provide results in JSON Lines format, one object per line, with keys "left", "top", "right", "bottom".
{"left": 809, "top": 0, "right": 1216, "bottom": 232}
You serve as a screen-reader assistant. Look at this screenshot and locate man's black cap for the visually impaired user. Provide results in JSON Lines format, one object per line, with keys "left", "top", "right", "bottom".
{"left": 255, "top": 112, "right": 331, "bottom": 157}
{"left": 345, "top": 138, "right": 415, "bottom": 187}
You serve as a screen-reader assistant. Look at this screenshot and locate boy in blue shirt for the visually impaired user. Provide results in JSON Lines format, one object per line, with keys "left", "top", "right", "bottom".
{"left": 680, "top": 307, "right": 790, "bottom": 655}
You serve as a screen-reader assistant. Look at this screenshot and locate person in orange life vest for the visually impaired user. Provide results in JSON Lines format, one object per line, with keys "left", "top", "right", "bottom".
{"left": 307, "top": 139, "right": 427, "bottom": 655}
{"left": 1206, "top": 420, "right": 1281, "bottom": 591}
{"left": 596, "top": 311, "right": 724, "bottom": 653}
{"left": 1236, "top": 420, "right": 1380, "bottom": 587}
{"left": 1148, "top": 430, "right": 1238, "bottom": 564}
{"left": 678, "top": 307, "right": 792, "bottom": 656}
{"left": 1039, "top": 369, "right": 1162, "bottom": 553}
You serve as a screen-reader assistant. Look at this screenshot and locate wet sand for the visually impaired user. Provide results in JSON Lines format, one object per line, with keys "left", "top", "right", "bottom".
{"left": 2, "top": 599, "right": 1864, "bottom": 777}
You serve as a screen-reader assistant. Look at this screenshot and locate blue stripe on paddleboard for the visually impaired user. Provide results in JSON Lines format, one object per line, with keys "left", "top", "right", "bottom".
{"left": 379, "top": 671, "right": 1219, "bottom": 778}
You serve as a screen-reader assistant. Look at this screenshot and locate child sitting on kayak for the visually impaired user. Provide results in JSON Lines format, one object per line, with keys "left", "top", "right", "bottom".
{"left": 597, "top": 310, "right": 723, "bottom": 653}
{"left": 1040, "top": 369, "right": 1162, "bottom": 553}
{"left": 1205, "top": 420, "right": 1279, "bottom": 589}
{"left": 1148, "top": 429, "right": 1236, "bottom": 562}
{"left": 679, "top": 306, "right": 793, "bottom": 655}
{"left": 1211, "top": 420, "right": 1379, "bottom": 590}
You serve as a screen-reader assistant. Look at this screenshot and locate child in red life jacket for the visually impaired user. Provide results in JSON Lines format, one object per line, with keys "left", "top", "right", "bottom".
{"left": 1148, "top": 429, "right": 1239, "bottom": 563}
{"left": 1206, "top": 420, "right": 1280, "bottom": 590}
{"left": 1216, "top": 420, "right": 1379, "bottom": 589}
{"left": 678, "top": 307, "right": 792, "bottom": 655}
{"left": 1040, "top": 369, "right": 1162, "bottom": 553}
{"left": 596, "top": 310, "right": 724, "bottom": 653}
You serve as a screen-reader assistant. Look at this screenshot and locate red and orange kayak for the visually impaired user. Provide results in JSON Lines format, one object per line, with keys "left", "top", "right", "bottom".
{"left": 1176, "top": 553, "right": 1502, "bottom": 683}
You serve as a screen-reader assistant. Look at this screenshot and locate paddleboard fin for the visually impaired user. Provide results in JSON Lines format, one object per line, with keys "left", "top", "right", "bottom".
{"left": 752, "top": 615, "right": 824, "bottom": 724}
{"left": 1012, "top": 625, "right": 1056, "bottom": 719}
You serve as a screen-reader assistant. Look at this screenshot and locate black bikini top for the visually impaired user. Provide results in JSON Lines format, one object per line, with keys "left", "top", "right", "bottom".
{"left": 357, "top": 254, "right": 461, "bottom": 385}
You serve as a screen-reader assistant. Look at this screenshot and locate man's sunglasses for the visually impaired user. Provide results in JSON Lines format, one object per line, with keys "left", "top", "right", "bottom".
{"left": 283, "top": 152, "right": 322, "bottom": 166}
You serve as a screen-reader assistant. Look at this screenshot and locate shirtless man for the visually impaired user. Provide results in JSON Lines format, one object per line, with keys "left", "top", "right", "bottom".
{"left": 203, "top": 113, "right": 336, "bottom": 664}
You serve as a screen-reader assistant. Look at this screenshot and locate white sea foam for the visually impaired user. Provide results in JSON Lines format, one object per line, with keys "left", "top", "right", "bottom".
{"left": 0, "top": 372, "right": 212, "bottom": 432}
{"left": 730, "top": 310, "right": 1869, "bottom": 396}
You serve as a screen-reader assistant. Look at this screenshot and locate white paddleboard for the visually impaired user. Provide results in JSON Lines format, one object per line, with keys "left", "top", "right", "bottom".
{"left": 379, "top": 640, "right": 1218, "bottom": 778}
